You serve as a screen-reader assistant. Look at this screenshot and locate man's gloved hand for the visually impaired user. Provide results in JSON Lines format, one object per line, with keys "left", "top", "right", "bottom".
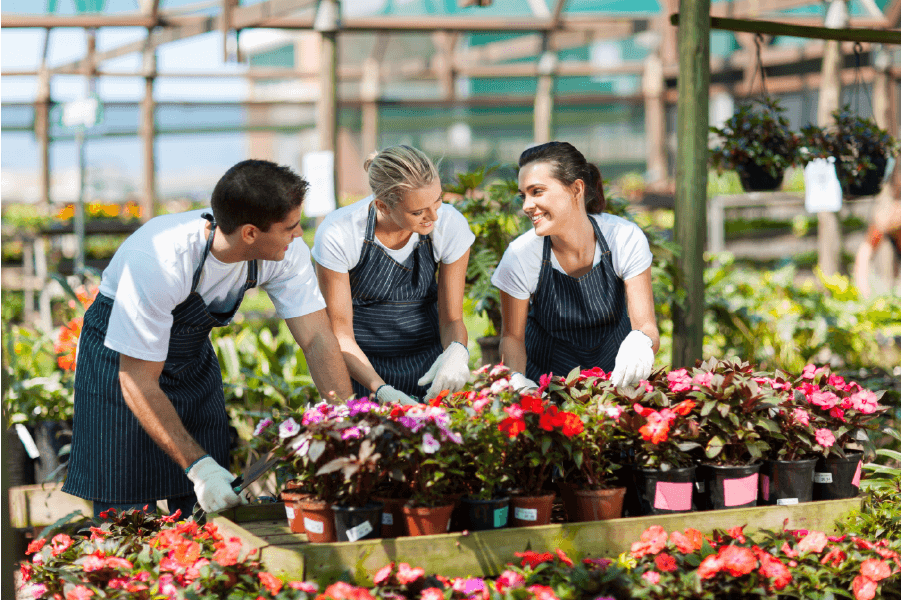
{"left": 186, "top": 455, "right": 245, "bottom": 514}
{"left": 510, "top": 371, "right": 539, "bottom": 392}
{"left": 610, "top": 330, "right": 655, "bottom": 388}
{"left": 376, "top": 384, "right": 419, "bottom": 405}
{"left": 417, "top": 341, "right": 471, "bottom": 400}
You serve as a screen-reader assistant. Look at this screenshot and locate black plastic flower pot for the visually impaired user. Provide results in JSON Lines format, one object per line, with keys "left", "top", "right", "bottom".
{"left": 847, "top": 155, "right": 888, "bottom": 197}
{"left": 759, "top": 458, "right": 817, "bottom": 506}
{"left": 696, "top": 463, "right": 761, "bottom": 511}
{"left": 459, "top": 496, "right": 509, "bottom": 531}
{"left": 631, "top": 465, "right": 697, "bottom": 515}
{"left": 738, "top": 162, "right": 784, "bottom": 192}
{"left": 331, "top": 501, "right": 383, "bottom": 542}
{"left": 813, "top": 451, "right": 864, "bottom": 501}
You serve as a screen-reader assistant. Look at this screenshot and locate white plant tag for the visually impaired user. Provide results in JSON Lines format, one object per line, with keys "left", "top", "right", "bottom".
{"left": 345, "top": 520, "right": 373, "bottom": 542}
{"left": 804, "top": 157, "right": 842, "bottom": 212}
{"left": 304, "top": 517, "right": 324, "bottom": 534}
{"left": 285, "top": 506, "right": 295, "bottom": 520}
{"left": 514, "top": 507, "right": 538, "bottom": 521}
{"left": 776, "top": 498, "right": 799, "bottom": 506}
{"left": 814, "top": 472, "right": 833, "bottom": 484}
{"left": 695, "top": 481, "right": 706, "bottom": 493}
{"left": 382, "top": 512, "right": 393, "bottom": 526}
{"left": 15, "top": 424, "right": 40, "bottom": 459}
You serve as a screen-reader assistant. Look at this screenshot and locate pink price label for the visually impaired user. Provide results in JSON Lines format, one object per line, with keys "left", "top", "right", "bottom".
{"left": 723, "top": 473, "right": 758, "bottom": 507}
{"left": 653, "top": 481, "right": 693, "bottom": 511}
{"left": 852, "top": 460, "right": 862, "bottom": 488}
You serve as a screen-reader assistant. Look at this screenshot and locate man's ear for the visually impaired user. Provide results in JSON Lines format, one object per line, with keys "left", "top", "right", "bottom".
{"left": 240, "top": 223, "right": 259, "bottom": 245}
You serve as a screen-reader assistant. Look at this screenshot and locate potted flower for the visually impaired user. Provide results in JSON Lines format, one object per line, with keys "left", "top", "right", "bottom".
{"left": 709, "top": 97, "right": 799, "bottom": 192}
{"left": 445, "top": 167, "right": 530, "bottom": 366}
{"left": 799, "top": 106, "right": 900, "bottom": 197}
{"left": 688, "top": 359, "right": 782, "bottom": 510}
{"left": 387, "top": 401, "right": 464, "bottom": 536}
{"left": 615, "top": 369, "right": 704, "bottom": 515}
{"left": 792, "top": 364, "right": 887, "bottom": 500}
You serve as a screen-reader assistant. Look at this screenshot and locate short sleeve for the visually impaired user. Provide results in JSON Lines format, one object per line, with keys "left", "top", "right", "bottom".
{"left": 103, "top": 250, "right": 185, "bottom": 361}
{"left": 491, "top": 234, "right": 541, "bottom": 300}
{"left": 610, "top": 219, "right": 653, "bottom": 280}
{"left": 434, "top": 205, "right": 475, "bottom": 264}
{"left": 261, "top": 240, "right": 327, "bottom": 319}
{"left": 311, "top": 214, "right": 357, "bottom": 273}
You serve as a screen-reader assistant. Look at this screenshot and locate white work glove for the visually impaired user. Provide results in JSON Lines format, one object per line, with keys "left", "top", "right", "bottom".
{"left": 186, "top": 455, "right": 245, "bottom": 514}
{"left": 610, "top": 330, "right": 655, "bottom": 388}
{"left": 376, "top": 384, "right": 419, "bottom": 405}
{"left": 417, "top": 342, "right": 471, "bottom": 400}
{"left": 510, "top": 372, "right": 539, "bottom": 392}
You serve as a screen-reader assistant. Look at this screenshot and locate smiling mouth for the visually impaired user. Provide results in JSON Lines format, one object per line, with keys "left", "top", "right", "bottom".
{"left": 530, "top": 213, "right": 545, "bottom": 225}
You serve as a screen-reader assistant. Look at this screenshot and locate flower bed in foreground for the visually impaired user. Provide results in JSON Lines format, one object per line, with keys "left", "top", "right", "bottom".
{"left": 19, "top": 496, "right": 901, "bottom": 600}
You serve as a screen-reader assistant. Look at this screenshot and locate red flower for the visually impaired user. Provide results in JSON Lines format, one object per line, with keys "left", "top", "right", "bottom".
{"left": 852, "top": 575, "right": 878, "bottom": 600}
{"left": 537, "top": 373, "right": 552, "bottom": 395}
{"left": 727, "top": 526, "right": 746, "bottom": 544}
{"left": 173, "top": 540, "right": 202, "bottom": 566}
{"left": 419, "top": 588, "right": 445, "bottom": 599}
{"left": 20, "top": 562, "right": 34, "bottom": 582}
{"left": 539, "top": 406, "right": 560, "bottom": 431}
{"left": 631, "top": 525, "right": 668, "bottom": 558}
{"left": 797, "top": 531, "right": 829, "bottom": 554}
{"left": 51, "top": 533, "right": 74, "bottom": 557}
{"left": 396, "top": 563, "right": 425, "bottom": 585}
{"left": 655, "top": 553, "right": 678, "bottom": 572}
{"left": 555, "top": 548, "right": 574, "bottom": 567}
{"left": 860, "top": 559, "right": 892, "bottom": 581}
{"left": 319, "top": 581, "right": 376, "bottom": 600}
{"left": 633, "top": 403, "right": 656, "bottom": 417}
{"left": 758, "top": 554, "right": 792, "bottom": 590}
{"left": 670, "top": 528, "right": 705, "bottom": 553}
{"left": 498, "top": 417, "right": 526, "bottom": 438}
{"left": 374, "top": 562, "right": 394, "bottom": 585}
{"left": 65, "top": 585, "right": 95, "bottom": 600}
{"left": 26, "top": 538, "right": 46, "bottom": 554}
{"left": 559, "top": 412, "right": 584, "bottom": 437}
{"left": 639, "top": 413, "right": 670, "bottom": 444}
{"left": 515, "top": 550, "right": 555, "bottom": 568}
{"left": 81, "top": 551, "right": 106, "bottom": 572}
{"left": 258, "top": 571, "right": 283, "bottom": 595}
{"left": 821, "top": 547, "right": 847, "bottom": 567}
{"left": 673, "top": 400, "right": 696, "bottom": 416}
{"left": 579, "top": 367, "right": 607, "bottom": 380}
{"left": 212, "top": 537, "right": 243, "bottom": 566}
{"left": 697, "top": 554, "right": 723, "bottom": 580}
{"left": 718, "top": 545, "right": 757, "bottom": 577}
{"left": 520, "top": 395, "right": 545, "bottom": 414}
{"left": 55, "top": 317, "right": 83, "bottom": 370}
{"left": 430, "top": 389, "right": 450, "bottom": 406}
{"left": 526, "top": 584, "right": 559, "bottom": 600}
{"left": 852, "top": 537, "right": 877, "bottom": 551}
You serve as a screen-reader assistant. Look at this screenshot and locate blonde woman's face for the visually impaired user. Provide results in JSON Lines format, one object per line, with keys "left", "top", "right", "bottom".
{"left": 386, "top": 180, "right": 443, "bottom": 235}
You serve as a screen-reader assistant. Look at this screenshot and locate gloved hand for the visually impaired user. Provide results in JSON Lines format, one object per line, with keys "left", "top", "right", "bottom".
{"left": 417, "top": 341, "right": 471, "bottom": 399}
{"left": 186, "top": 455, "right": 245, "bottom": 514}
{"left": 510, "top": 371, "right": 539, "bottom": 392}
{"left": 376, "top": 384, "right": 419, "bottom": 405}
{"left": 610, "top": 330, "right": 655, "bottom": 388}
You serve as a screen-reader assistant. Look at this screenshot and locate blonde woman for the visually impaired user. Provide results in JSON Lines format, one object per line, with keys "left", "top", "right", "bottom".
{"left": 312, "top": 145, "right": 474, "bottom": 403}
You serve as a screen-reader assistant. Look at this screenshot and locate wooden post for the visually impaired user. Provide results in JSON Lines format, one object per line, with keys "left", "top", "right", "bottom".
{"left": 360, "top": 58, "right": 379, "bottom": 159}
{"left": 816, "top": 0, "right": 848, "bottom": 277}
{"left": 141, "top": 34, "right": 157, "bottom": 222}
{"left": 871, "top": 45, "right": 897, "bottom": 288}
{"left": 316, "top": 0, "right": 340, "bottom": 205}
{"left": 672, "top": 0, "right": 710, "bottom": 368}
{"left": 642, "top": 51, "right": 667, "bottom": 186}
{"left": 534, "top": 43, "right": 556, "bottom": 145}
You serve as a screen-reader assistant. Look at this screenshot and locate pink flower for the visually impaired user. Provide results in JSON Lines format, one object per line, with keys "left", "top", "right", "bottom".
{"left": 472, "top": 397, "right": 491, "bottom": 413}
{"left": 642, "top": 571, "right": 661, "bottom": 584}
{"left": 288, "top": 581, "right": 319, "bottom": 593}
{"left": 792, "top": 408, "right": 810, "bottom": 426}
{"left": 253, "top": 418, "right": 273, "bottom": 436}
{"left": 420, "top": 588, "right": 445, "bottom": 600}
{"left": 809, "top": 390, "right": 840, "bottom": 410}
{"left": 815, "top": 429, "right": 836, "bottom": 448}
{"left": 802, "top": 364, "right": 823, "bottom": 379}
{"left": 860, "top": 559, "right": 892, "bottom": 581}
{"left": 849, "top": 390, "right": 879, "bottom": 414}
{"left": 526, "top": 584, "right": 559, "bottom": 600}
{"left": 852, "top": 575, "right": 878, "bottom": 600}
{"left": 489, "top": 364, "right": 510, "bottom": 378}
{"left": 490, "top": 379, "right": 510, "bottom": 394}
{"left": 374, "top": 562, "right": 394, "bottom": 585}
{"left": 65, "top": 585, "right": 94, "bottom": 600}
{"left": 639, "top": 380, "right": 654, "bottom": 392}
{"left": 828, "top": 374, "right": 846, "bottom": 388}
{"left": 829, "top": 407, "right": 846, "bottom": 422}
{"left": 538, "top": 373, "right": 552, "bottom": 394}
{"left": 667, "top": 369, "right": 693, "bottom": 393}
{"left": 51, "top": 533, "right": 73, "bottom": 556}
{"left": 396, "top": 563, "right": 425, "bottom": 585}
{"left": 797, "top": 531, "right": 829, "bottom": 554}
{"left": 495, "top": 570, "right": 525, "bottom": 591}
{"left": 692, "top": 372, "right": 713, "bottom": 389}
{"left": 504, "top": 404, "right": 525, "bottom": 420}
{"left": 697, "top": 554, "right": 723, "bottom": 579}
{"left": 421, "top": 432, "right": 441, "bottom": 454}
{"left": 342, "top": 426, "right": 363, "bottom": 440}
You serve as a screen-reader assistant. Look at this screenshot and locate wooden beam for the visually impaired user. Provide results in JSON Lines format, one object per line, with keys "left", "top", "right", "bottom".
{"left": 670, "top": 13, "right": 901, "bottom": 44}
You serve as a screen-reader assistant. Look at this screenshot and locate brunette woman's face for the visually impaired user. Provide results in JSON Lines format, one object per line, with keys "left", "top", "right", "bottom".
{"left": 381, "top": 179, "right": 443, "bottom": 235}
{"left": 518, "top": 161, "right": 584, "bottom": 236}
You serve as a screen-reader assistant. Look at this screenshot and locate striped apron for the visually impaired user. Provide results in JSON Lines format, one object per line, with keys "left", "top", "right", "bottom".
{"left": 63, "top": 213, "right": 257, "bottom": 503}
{"left": 348, "top": 204, "right": 442, "bottom": 399}
{"left": 524, "top": 217, "right": 632, "bottom": 383}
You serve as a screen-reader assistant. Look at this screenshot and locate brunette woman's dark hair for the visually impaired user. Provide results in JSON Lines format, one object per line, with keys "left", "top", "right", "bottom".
{"left": 518, "top": 141, "right": 606, "bottom": 213}
{"left": 211, "top": 159, "right": 309, "bottom": 234}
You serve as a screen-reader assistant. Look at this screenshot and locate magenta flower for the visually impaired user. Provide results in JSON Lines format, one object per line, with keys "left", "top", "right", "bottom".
{"left": 815, "top": 428, "right": 836, "bottom": 448}
{"left": 538, "top": 372, "right": 553, "bottom": 394}
{"left": 341, "top": 427, "right": 363, "bottom": 440}
{"left": 829, "top": 407, "right": 846, "bottom": 422}
{"left": 253, "top": 418, "right": 273, "bottom": 437}
{"left": 301, "top": 407, "right": 325, "bottom": 426}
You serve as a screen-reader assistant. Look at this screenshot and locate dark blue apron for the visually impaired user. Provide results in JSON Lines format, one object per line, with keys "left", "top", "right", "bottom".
{"left": 348, "top": 204, "right": 442, "bottom": 399}
{"left": 63, "top": 213, "right": 257, "bottom": 503}
{"left": 524, "top": 216, "right": 632, "bottom": 383}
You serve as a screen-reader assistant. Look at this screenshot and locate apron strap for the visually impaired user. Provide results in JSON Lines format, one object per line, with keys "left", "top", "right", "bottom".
{"left": 193, "top": 213, "right": 218, "bottom": 293}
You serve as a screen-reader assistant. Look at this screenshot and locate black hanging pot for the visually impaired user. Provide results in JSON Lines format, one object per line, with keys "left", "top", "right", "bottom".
{"left": 846, "top": 155, "right": 888, "bottom": 197}
{"left": 738, "top": 162, "right": 784, "bottom": 192}
{"left": 331, "top": 501, "right": 383, "bottom": 542}
{"left": 759, "top": 457, "right": 817, "bottom": 506}
{"left": 813, "top": 451, "right": 864, "bottom": 500}
{"left": 631, "top": 465, "right": 697, "bottom": 515}
{"left": 695, "top": 462, "right": 761, "bottom": 511}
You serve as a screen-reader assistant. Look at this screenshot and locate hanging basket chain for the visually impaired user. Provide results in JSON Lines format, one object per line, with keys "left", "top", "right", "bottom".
{"left": 851, "top": 42, "right": 873, "bottom": 117}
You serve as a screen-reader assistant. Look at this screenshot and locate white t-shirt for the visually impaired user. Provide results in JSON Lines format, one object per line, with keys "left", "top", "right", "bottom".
{"left": 99, "top": 209, "right": 326, "bottom": 362}
{"left": 491, "top": 213, "right": 653, "bottom": 300}
{"left": 311, "top": 195, "right": 475, "bottom": 272}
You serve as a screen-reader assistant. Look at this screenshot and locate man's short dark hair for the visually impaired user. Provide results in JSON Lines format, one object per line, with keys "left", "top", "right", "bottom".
{"left": 211, "top": 160, "right": 309, "bottom": 234}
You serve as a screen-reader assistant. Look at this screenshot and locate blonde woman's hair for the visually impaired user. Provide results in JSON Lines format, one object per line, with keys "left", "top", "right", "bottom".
{"left": 364, "top": 145, "right": 439, "bottom": 209}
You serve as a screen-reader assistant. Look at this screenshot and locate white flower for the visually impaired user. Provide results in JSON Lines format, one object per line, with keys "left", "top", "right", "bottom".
{"left": 278, "top": 417, "right": 300, "bottom": 439}
{"left": 490, "top": 378, "right": 511, "bottom": 395}
{"left": 490, "top": 364, "right": 510, "bottom": 378}
{"left": 422, "top": 432, "right": 441, "bottom": 454}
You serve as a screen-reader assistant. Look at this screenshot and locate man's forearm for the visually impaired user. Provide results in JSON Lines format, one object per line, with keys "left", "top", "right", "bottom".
{"left": 119, "top": 371, "right": 207, "bottom": 469}
{"left": 305, "top": 331, "right": 355, "bottom": 402}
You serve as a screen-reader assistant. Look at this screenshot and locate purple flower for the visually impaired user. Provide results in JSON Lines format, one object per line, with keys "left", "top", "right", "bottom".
{"left": 342, "top": 427, "right": 363, "bottom": 440}
{"left": 301, "top": 408, "right": 325, "bottom": 426}
{"left": 453, "top": 578, "right": 485, "bottom": 595}
{"left": 439, "top": 426, "right": 462, "bottom": 444}
{"left": 253, "top": 417, "right": 273, "bottom": 437}
{"left": 422, "top": 432, "right": 441, "bottom": 454}
{"left": 279, "top": 418, "right": 300, "bottom": 439}
{"left": 347, "top": 398, "right": 380, "bottom": 416}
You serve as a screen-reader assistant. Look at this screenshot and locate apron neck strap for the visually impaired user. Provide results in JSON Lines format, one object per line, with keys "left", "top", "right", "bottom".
{"left": 193, "top": 212, "right": 218, "bottom": 292}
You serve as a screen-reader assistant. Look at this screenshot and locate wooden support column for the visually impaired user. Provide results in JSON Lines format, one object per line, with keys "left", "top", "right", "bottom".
{"left": 316, "top": 0, "right": 340, "bottom": 203}
{"left": 642, "top": 51, "right": 667, "bottom": 186}
{"left": 360, "top": 57, "right": 380, "bottom": 158}
{"left": 672, "top": 0, "right": 710, "bottom": 368}
{"left": 816, "top": 0, "right": 848, "bottom": 277}
{"left": 141, "top": 35, "right": 157, "bottom": 222}
{"left": 872, "top": 45, "right": 898, "bottom": 288}
{"left": 534, "top": 40, "right": 556, "bottom": 144}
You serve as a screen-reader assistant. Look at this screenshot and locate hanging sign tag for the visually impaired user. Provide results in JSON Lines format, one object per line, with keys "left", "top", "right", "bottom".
{"left": 804, "top": 157, "right": 842, "bottom": 213}
{"left": 302, "top": 151, "right": 337, "bottom": 217}
{"left": 15, "top": 424, "right": 40, "bottom": 459}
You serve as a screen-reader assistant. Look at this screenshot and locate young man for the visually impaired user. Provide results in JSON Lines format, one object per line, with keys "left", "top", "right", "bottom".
{"left": 62, "top": 160, "right": 353, "bottom": 519}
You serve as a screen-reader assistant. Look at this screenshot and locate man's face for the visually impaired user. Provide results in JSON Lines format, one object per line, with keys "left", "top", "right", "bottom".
{"left": 249, "top": 206, "right": 303, "bottom": 261}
